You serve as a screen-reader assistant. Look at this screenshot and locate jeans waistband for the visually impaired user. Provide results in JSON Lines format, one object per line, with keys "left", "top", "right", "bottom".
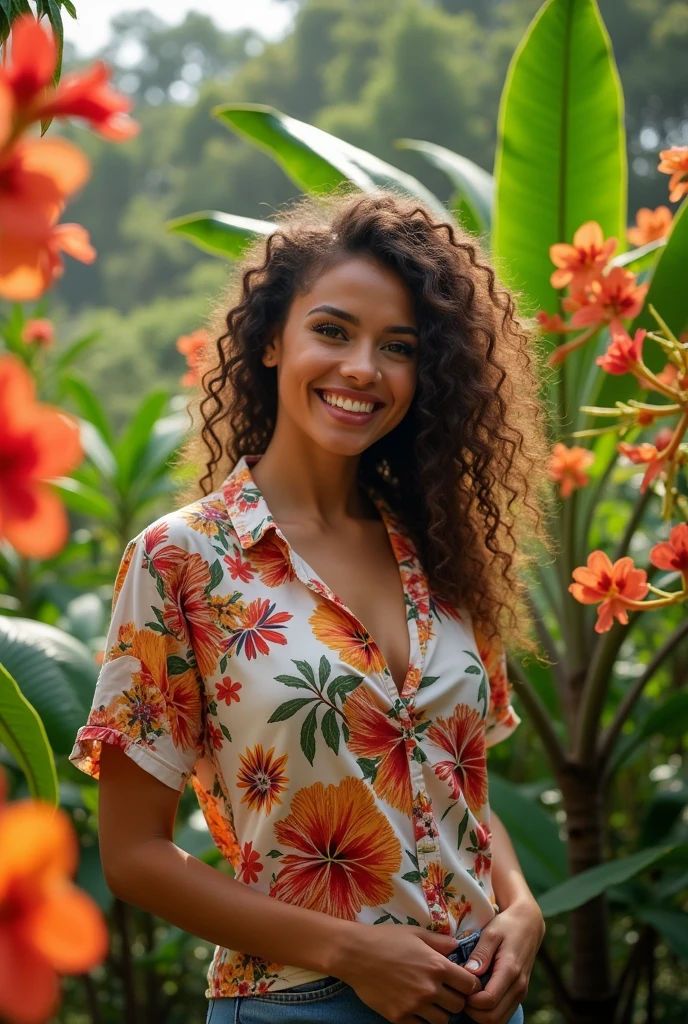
{"left": 446, "top": 929, "right": 481, "bottom": 967}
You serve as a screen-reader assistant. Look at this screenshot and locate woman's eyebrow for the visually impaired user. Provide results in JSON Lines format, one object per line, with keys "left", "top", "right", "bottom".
{"left": 307, "top": 304, "right": 419, "bottom": 338}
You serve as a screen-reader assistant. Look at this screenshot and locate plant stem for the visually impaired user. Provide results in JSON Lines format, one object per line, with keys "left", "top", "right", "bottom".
{"left": 506, "top": 657, "right": 567, "bottom": 772}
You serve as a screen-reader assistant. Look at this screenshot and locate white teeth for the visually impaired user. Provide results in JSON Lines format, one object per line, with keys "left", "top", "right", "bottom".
{"left": 320, "top": 390, "right": 375, "bottom": 414}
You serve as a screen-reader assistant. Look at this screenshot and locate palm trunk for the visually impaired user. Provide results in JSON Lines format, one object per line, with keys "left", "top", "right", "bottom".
{"left": 558, "top": 764, "right": 616, "bottom": 1024}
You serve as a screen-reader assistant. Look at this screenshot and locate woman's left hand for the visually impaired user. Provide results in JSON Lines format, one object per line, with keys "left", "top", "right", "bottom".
{"left": 461, "top": 898, "right": 545, "bottom": 1023}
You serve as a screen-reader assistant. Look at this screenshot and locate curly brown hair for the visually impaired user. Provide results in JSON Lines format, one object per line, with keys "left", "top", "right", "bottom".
{"left": 174, "top": 186, "right": 557, "bottom": 661}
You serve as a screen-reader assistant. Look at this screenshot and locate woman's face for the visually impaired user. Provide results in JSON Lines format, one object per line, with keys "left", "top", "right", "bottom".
{"left": 262, "top": 255, "right": 419, "bottom": 456}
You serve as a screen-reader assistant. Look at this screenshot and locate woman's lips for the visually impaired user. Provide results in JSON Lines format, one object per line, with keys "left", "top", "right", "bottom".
{"left": 314, "top": 388, "right": 383, "bottom": 425}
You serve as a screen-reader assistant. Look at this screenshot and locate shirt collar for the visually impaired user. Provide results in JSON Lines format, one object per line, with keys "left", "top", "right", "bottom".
{"left": 220, "top": 453, "right": 401, "bottom": 552}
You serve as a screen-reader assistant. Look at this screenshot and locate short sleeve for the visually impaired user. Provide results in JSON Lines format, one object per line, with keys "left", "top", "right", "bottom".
{"left": 474, "top": 624, "right": 521, "bottom": 748}
{"left": 69, "top": 524, "right": 206, "bottom": 792}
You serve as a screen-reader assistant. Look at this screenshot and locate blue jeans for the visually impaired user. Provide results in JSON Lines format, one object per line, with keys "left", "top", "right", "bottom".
{"left": 205, "top": 930, "right": 525, "bottom": 1023}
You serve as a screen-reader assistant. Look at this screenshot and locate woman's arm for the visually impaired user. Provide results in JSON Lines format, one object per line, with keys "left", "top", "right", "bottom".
{"left": 462, "top": 809, "right": 545, "bottom": 1022}
{"left": 98, "top": 743, "right": 484, "bottom": 1024}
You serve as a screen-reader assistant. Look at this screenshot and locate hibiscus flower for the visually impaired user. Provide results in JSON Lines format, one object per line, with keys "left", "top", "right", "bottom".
{"left": 426, "top": 705, "right": 488, "bottom": 814}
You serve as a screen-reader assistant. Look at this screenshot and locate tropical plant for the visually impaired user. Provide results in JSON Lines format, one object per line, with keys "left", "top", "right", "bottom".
{"left": 168, "top": 0, "right": 688, "bottom": 1020}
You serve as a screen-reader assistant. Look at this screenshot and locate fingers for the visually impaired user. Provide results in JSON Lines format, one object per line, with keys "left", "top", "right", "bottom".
{"left": 441, "top": 960, "right": 483, "bottom": 996}
{"left": 461, "top": 994, "right": 522, "bottom": 1024}
{"left": 463, "top": 927, "right": 502, "bottom": 983}
{"left": 466, "top": 955, "right": 517, "bottom": 1008}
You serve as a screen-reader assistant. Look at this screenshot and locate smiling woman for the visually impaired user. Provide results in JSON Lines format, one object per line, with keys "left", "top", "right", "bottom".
{"left": 69, "top": 187, "right": 553, "bottom": 1024}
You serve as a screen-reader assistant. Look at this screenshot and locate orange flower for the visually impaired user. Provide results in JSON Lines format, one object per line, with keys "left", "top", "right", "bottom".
{"left": 21, "top": 318, "right": 54, "bottom": 346}
{"left": 658, "top": 146, "right": 688, "bottom": 203}
{"left": 0, "top": 354, "right": 83, "bottom": 558}
{"left": 176, "top": 328, "right": 209, "bottom": 388}
{"left": 548, "top": 442, "right": 595, "bottom": 498}
{"left": 549, "top": 221, "right": 617, "bottom": 290}
{"left": 0, "top": 216, "right": 96, "bottom": 301}
{"left": 617, "top": 440, "right": 667, "bottom": 493}
{"left": 343, "top": 685, "right": 414, "bottom": 814}
{"left": 649, "top": 522, "right": 688, "bottom": 575}
{"left": 236, "top": 744, "right": 289, "bottom": 814}
{"left": 596, "top": 326, "right": 646, "bottom": 376}
{"left": 225, "top": 597, "right": 292, "bottom": 662}
{"left": 127, "top": 629, "right": 202, "bottom": 752}
{"left": 536, "top": 311, "right": 572, "bottom": 334}
{"left": 0, "top": 15, "right": 138, "bottom": 141}
{"left": 566, "top": 267, "right": 648, "bottom": 334}
{"left": 161, "top": 550, "right": 227, "bottom": 676}
{"left": 309, "top": 601, "right": 386, "bottom": 676}
{"left": 0, "top": 768, "right": 108, "bottom": 1024}
{"left": 569, "top": 551, "right": 649, "bottom": 633}
{"left": 627, "top": 206, "right": 672, "bottom": 246}
{"left": 426, "top": 704, "right": 488, "bottom": 814}
{"left": 270, "top": 777, "right": 401, "bottom": 919}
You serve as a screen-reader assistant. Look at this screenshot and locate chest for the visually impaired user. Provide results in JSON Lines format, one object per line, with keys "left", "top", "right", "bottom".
{"left": 277, "top": 520, "right": 411, "bottom": 696}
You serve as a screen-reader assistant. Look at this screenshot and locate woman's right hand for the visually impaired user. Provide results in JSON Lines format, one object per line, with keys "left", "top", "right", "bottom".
{"left": 332, "top": 921, "right": 482, "bottom": 1024}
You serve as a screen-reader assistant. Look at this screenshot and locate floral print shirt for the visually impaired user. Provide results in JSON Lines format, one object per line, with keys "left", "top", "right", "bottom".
{"left": 69, "top": 453, "right": 521, "bottom": 999}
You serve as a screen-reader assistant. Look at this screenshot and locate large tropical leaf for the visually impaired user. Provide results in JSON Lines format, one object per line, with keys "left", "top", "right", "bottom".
{"left": 394, "top": 139, "right": 493, "bottom": 236}
{"left": 167, "top": 211, "right": 276, "bottom": 259}
{"left": 538, "top": 844, "right": 676, "bottom": 917}
{"left": 636, "top": 907, "right": 688, "bottom": 960}
{"left": 212, "top": 103, "right": 448, "bottom": 219}
{"left": 492, "top": 0, "right": 626, "bottom": 326}
{"left": 489, "top": 774, "right": 566, "bottom": 893}
{"left": 0, "top": 661, "right": 58, "bottom": 804}
{"left": 0, "top": 618, "right": 97, "bottom": 756}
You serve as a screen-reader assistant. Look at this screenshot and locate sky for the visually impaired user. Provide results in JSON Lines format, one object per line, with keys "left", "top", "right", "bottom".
{"left": 62, "top": 0, "right": 297, "bottom": 55}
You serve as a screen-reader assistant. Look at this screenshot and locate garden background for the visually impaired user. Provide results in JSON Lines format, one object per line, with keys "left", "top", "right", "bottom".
{"left": 0, "top": 1, "right": 686, "bottom": 1023}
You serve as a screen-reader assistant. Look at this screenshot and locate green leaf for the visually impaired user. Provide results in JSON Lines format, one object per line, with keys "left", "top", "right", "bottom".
{"left": 318, "top": 655, "right": 330, "bottom": 692}
{"left": 267, "top": 697, "right": 317, "bottom": 723}
{"left": 300, "top": 704, "right": 318, "bottom": 765}
{"left": 166, "top": 211, "right": 275, "bottom": 259}
{"left": 609, "top": 691, "right": 688, "bottom": 775}
{"left": 292, "top": 659, "right": 317, "bottom": 688}
{"left": 493, "top": 0, "right": 626, "bottom": 323}
{"left": 53, "top": 331, "right": 100, "bottom": 373}
{"left": 635, "top": 907, "right": 688, "bottom": 960}
{"left": 0, "top": 618, "right": 98, "bottom": 757}
{"left": 115, "top": 389, "right": 168, "bottom": 488}
{"left": 0, "top": 661, "right": 58, "bottom": 804}
{"left": 51, "top": 477, "right": 115, "bottom": 522}
{"left": 402, "top": 870, "right": 421, "bottom": 883}
{"left": 327, "top": 674, "right": 361, "bottom": 702}
{"left": 457, "top": 808, "right": 469, "bottom": 850}
{"left": 61, "top": 373, "right": 115, "bottom": 447}
{"left": 273, "top": 674, "right": 313, "bottom": 690}
{"left": 633, "top": 198, "right": 688, "bottom": 337}
{"left": 167, "top": 656, "right": 191, "bottom": 677}
{"left": 213, "top": 103, "right": 447, "bottom": 218}
{"left": 538, "top": 845, "right": 676, "bottom": 917}
{"left": 395, "top": 139, "right": 493, "bottom": 235}
{"left": 357, "top": 756, "right": 379, "bottom": 783}
{"left": 265, "top": 849, "right": 283, "bottom": 858}
{"left": 489, "top": 775, "right": 566, "bottom": 893}
{"left": 320, "top": 707, "right": 339, "bottom": 755}
{"left": 609, "top": 237, "right": 665, "bottom": 272}
{"left": 206, "top": 559, "right": 224, "bottom": 595}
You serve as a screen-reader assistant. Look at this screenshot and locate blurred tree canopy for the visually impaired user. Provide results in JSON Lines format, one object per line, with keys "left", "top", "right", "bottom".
{"left": 54, "top": 0, "right": 687, "bottom": 426}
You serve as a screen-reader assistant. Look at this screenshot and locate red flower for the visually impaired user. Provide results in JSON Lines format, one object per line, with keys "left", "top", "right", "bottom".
{"left": 537, "top": 311, "right": 572, "bottom": 334}
{"left": 426, "top": 705, "right": 488, "bottom": 814}
{"left": 176, "top": 328, "right": 209, "bottom": 388}
{"left": 0, "top": 15, "right": 138, "bottom": 140}
{"left": 617, "top": 440, "right": 667, "bottom": 494}
{"left": 216, "top": 677, "right": 242, "bottom": 704}
{"left": 596, "top": 326, "right": 646, "bottom": 376}
{"left": 223, "top": 551, "right": 254, "bottom": 583}
{"left": 649, "top": 523, "right": 688, "bottom": 575}
{"left": 206, "top": 721, "right": 224, "bottom": 751}
{"left": 569, "top": 551, "right": 649, "bottom": 633}
{"left": 238, "top": 841, "right": 263, "bottom": 885}
{"left": 0, "top": 354, "right": 83, "bottom": 558}
{"left": 21, "top": 318, "right": 54, "bottom": 347}
{"left": 566, "top": 267, "right": 648, "bottom": 335}
{"left": 226, "top": 598, "right": 292, "bottom": 661}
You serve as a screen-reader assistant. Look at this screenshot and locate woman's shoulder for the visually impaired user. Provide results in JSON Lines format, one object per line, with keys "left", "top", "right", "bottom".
{"left": 130, "top": 488, "right": 239, "bottom": 556}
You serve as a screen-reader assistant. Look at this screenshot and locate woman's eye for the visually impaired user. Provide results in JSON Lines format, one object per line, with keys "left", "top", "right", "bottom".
{"left": 311, "top": 321, "right": 344, "bottom": 339}
{"left": 384, "top": 342, "right": 416, "bottom": 356}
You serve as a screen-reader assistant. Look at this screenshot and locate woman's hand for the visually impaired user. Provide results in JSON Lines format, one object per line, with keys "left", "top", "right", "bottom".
{"left": 331, "top": 921, "right": 483, "bottom": 1024}
{"left": 461, "top": 899, "right": 545, "bottom": 1024}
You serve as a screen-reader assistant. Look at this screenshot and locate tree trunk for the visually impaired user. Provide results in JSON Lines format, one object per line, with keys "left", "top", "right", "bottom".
{"left": 558, "top": 764, "right": 616, "bottom": 1024}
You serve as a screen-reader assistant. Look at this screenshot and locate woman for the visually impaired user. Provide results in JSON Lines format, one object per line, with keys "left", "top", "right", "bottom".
{"left": 70, "top": 188, "right": 553, "bottom": 1024}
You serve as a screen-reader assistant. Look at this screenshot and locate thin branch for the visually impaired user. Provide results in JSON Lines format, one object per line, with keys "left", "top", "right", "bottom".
{"left": 506, "top": 657, "right": 567, "bottom": 772}
{"left": 536, "top": 940, "right": 571, "bottom": 1014}
{"left": 598, "top": 616, "right": 688, "bottom": 775}
{"left": 613, "top": 485, "right": 655, "bottom": 563}
{"left": 574, "top": 617, "right": 629, "bottom": 764}
{"left": 613, "top": 925, "right": 655, "bottom": 1024}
